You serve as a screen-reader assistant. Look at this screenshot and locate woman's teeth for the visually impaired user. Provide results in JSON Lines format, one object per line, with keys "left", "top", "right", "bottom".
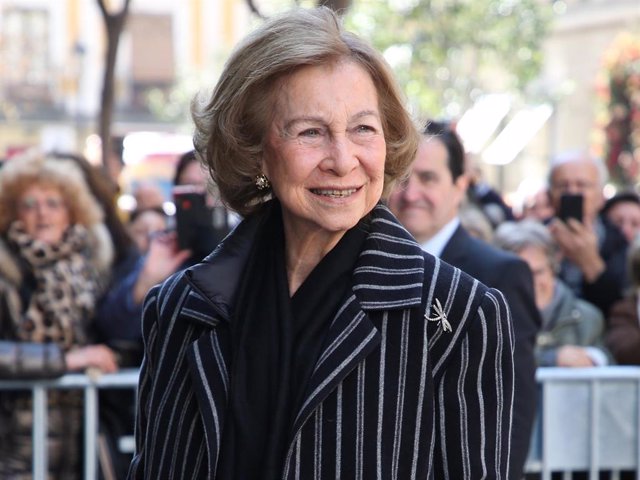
{"left": 311, "top": 188, "right": 357, "bottom": 198}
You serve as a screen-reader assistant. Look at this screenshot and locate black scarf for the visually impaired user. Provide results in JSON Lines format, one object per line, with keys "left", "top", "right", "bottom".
{"left": 216, "top": 202, "right": 369, "bottom": 479}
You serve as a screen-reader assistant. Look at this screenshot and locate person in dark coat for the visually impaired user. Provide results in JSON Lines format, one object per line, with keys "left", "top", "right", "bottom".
{"left": 601, "top": 191, "right": 640, "bottom": 244}
{"left": 128, "top": 8, "right": 516, "bottom": 479}
{"left": 547, "top": 151, "right": 628, "bottom": 317}
{"left": 388, "top": 120, "right": 539, "bottom": 480}
{"left": 606, "top": 237, "right": 640, "bottom": 365}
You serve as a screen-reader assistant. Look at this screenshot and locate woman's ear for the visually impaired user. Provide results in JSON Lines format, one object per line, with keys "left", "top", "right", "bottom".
{"left": 258, "top": 157, "right": 268, "bottom": 178}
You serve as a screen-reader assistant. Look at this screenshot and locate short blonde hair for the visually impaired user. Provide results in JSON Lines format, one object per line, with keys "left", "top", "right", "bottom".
{"left": 192, "top": 7, "right": 419, "bottom": 216}
{"left": 0, "top": 151, "right": 104, "bottom": 234}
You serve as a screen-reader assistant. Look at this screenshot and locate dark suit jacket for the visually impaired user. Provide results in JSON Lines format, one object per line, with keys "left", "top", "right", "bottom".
{"left": 441, "top": 224, "right": 540, "bottom": 480}
{"left": 606, "top": 294, "right": 640, "bottom": 365}
{"left": 129, "top": 205, "right": 516, "bottom": 479}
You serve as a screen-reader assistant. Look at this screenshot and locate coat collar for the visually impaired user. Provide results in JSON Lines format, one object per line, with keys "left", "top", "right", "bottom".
{"left": 183, "top": 202, "right": 426, "bottom": 327}
{"left": 351, "top": 204, "right": 425, "bottom": 310}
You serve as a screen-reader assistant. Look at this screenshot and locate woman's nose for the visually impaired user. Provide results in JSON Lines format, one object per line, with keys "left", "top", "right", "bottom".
{"left": 323, "top": 136, "right": 358, "bottom": 175}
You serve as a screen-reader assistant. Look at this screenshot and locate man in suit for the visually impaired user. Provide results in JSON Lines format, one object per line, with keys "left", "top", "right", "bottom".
{"left": 388, "top": 120, "right": 540, "bottom": 480}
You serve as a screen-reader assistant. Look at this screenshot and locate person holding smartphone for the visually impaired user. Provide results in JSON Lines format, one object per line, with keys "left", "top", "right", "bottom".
{"left": 172, "top": 150, "right": 237, "bottom": 266}
{"left": 547, "top": 151, "right": 628, "bottom": 316}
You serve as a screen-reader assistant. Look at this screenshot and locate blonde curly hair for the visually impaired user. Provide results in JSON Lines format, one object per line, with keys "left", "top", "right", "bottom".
{"left": 0, "top": 151, "right": 104, "bottom": 235}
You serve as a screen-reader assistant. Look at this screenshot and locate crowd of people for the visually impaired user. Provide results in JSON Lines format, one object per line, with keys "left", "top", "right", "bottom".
{"left": 1, "top": 6, "right": 639, "bottom": 480}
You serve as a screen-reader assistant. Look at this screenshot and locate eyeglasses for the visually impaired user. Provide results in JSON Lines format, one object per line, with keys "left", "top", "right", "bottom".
{"left": 18, "top": 196, "right": 66, "bottom": 212}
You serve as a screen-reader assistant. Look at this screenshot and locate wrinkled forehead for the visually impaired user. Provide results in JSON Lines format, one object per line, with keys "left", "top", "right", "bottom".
{"left": 609, "top": 201, "right": 640, "bottom": 217}
{"left": 20, "top": 180, "right": 64, "bottom": 197}
{"left": 551, "top": 159, "right": 599, "bottom": 184}
{"left": 549, "top": 153, "right": 607, "bottom": 187}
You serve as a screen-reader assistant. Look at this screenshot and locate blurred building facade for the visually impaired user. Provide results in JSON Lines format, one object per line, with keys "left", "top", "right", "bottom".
{"left": 0, "top": 0, "right": 250, "bottom": 159}
{"left": 481, "top": 0, "right": 640, "bottom": 202}
{"left": 1, "top": 0, "right": 638, "bottom": 204}
{"left": 545, "top": 0, "right": 639, "bottom": 155}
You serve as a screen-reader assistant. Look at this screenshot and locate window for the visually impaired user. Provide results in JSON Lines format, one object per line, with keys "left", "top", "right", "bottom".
{"left": 0, "top": 8, "right": 51, "bottom": 104}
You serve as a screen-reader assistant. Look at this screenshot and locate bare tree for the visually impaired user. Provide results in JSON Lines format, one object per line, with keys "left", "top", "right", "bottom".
{"left": 245, "top": 0, "right": 352, "bottom": 19}
{"left": 96, "top": 0, "right": 132, "bottom": 183}
{"left": 317, "top": 0, "right": 351, "bottom": 12}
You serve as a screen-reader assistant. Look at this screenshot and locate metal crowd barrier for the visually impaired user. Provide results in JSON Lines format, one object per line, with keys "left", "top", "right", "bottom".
{"left": 1, "top": 367, "right": 640, "bottom": 479}
{"left": 0, "top": 368, "right": 139, "bottom": 480}
{"left": 525, "top": 366, "right": 640, "bottom": 480}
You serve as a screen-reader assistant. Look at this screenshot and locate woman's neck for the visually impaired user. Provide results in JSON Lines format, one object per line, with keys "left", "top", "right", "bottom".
{"left": 283, "top": 227, "right": 345, "bottom": 296}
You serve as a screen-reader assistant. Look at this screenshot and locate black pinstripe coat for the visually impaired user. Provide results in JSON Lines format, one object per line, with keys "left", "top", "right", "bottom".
{"left": 128, "top": 204, "right": 515, "bottom": 479}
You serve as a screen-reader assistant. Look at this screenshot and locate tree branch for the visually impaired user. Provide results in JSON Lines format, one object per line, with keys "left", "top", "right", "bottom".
{"left": 96, "top": 0, "right": 133, "bottom": 182}
{"left": 245, "top": 0, "right": 266, "bottom": 19}
{"left": 96, "top": 0, "right": 108, "bottom": 19}
{"left": 96, "top": 0, "right": 132, "bottom": 20}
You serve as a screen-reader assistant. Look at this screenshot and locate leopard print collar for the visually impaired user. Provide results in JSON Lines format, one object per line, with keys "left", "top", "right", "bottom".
{"left": 7, "top": 222, "right": 100, "bottom": 348}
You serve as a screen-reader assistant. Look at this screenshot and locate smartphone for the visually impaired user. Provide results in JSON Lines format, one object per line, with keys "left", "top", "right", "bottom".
{"left": 172, "top": 186, "right": 214, "bottom": 250}
{"left": 558, "top": 193, "right": 583, "bottom": 223}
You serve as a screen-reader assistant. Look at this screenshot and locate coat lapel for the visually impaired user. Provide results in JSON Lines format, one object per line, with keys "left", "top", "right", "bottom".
{"left": 180, "top": 203, "right": 432, "bottom": 472}
{"left": 178, "top": 288, "right": 231, "bottom": 475}
{"left": 290, "top": 293, "right": 380, "bottom": 434}
{"left": 289, "top": 204, "right": 426, "bottom": 436}
{"left": 185, "top": 330, "right": 230, "bottom": 475}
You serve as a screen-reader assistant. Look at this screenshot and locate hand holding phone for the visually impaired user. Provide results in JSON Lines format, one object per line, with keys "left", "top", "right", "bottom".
{"left": 173, "top": 186, "right": 213, "bottom": 251}
{"left": 172, "top": 185, "right": 231, "bottom": 256}
{"left": 558, "top": 193, "right": 583, "bottom": 223}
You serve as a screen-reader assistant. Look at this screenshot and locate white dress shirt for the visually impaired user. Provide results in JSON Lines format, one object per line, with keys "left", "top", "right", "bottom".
{"left": 420, "top": 217, "right": 460, "bottom": 258}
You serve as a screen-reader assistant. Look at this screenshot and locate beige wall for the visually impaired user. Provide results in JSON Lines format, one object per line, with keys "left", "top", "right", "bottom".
{"left": 546, "top": 0, "right": 640, "bottom": 155}
{"left": 0, "top": 0, "right": 251, "bottom": 158}
{"left": 485, "top": 0, "right": 640, "bottom": 201}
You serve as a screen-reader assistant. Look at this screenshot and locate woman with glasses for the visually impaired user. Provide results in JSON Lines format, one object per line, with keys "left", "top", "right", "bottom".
{"left": 0, "top": 151, "right": 119, "bottom": 479}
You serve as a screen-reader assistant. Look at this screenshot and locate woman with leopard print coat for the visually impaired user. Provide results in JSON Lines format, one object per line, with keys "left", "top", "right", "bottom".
{"left": 0, "top": 151, "right": 118, "bottom": 479}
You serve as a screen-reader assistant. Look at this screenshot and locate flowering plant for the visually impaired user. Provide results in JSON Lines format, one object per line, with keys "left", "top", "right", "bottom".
{"left": 596, "top": 33, "right": 640, "bottom": 186}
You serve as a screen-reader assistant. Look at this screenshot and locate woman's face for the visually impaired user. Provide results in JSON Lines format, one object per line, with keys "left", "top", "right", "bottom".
{"left": 606, "top": 201, "right": 640, "bottom": 244}
{"left": 17, "top": 183, "right": 71, "bottom": 245}
{"left": 262, "top": 60, "right": 386, "bottom": 243}
{"left": 178, "top": 160, "right": 207, "bottom": 188}
{"left": 128, "top": 210, "right": 168, "bottom": 253}
{"left": 517, "top": 245, "right": 556, "bottom": 310}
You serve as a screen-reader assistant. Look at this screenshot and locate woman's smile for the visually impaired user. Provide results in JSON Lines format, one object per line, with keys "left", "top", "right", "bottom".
{"left": 309, "top": 186, "right": 361, "bottom": 198}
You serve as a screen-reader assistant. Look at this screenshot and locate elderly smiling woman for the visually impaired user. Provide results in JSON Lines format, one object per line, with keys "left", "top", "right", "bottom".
{"left": 129, "top": 7, "right": 515, "bottom": 480}
{"left": 0, "top": 152, "right": 118, "bottom": 479}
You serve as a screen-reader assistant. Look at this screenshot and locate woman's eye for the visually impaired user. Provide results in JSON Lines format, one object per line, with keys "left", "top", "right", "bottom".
{"left": 300, "top": 128, "right": 322, "bottom": 137}
{"left": 355, "top": 124, "right": 376, "bottom": 134}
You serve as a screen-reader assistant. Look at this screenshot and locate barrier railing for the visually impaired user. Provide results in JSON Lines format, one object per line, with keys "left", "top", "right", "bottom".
{"left": 526, "top": 366, "right": 640, "bottom": 480}
{"left": 0, "top": 368, "right": 139, "bottom": 480}
{"left": 1, "top": 367, "right": 640, "bottom": 479}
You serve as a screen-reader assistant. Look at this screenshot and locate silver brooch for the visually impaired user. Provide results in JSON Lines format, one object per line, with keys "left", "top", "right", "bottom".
{"left": 426, "top": 298, "right": 452, "bottom": 332}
